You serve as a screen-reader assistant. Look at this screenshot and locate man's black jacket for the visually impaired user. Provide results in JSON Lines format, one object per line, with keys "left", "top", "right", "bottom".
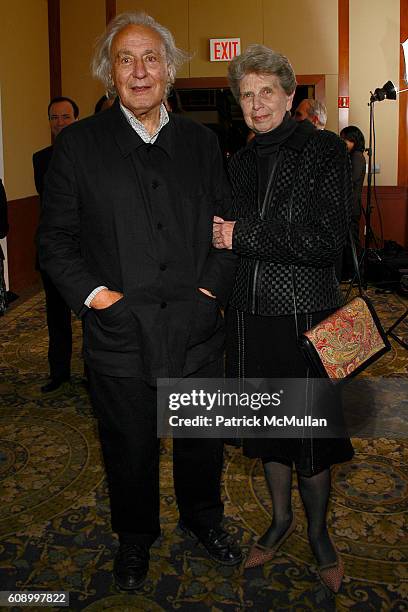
{"left": 36, "top": 101, "right": 237, "bottom": 381}
{"left": 33, "top": 145, "right": 53, "bottom": 198}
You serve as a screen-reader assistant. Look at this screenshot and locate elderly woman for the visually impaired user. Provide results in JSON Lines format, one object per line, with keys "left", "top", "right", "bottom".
{"left": 213, "top": 45, "right": 354, "bottom": 592}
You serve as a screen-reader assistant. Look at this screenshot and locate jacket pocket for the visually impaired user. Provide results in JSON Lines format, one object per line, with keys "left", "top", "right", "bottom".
{"left": 85, "top": 297, "right": 140, "bottom": 353}
{"left": 94, "top": 297, "right": 130, "bottom": 326}
{"left": 187, "top": 290, "right": 223, "bottom": 349}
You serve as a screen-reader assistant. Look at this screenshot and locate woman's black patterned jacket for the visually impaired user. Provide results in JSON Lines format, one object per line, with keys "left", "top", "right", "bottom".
{"left": 228, "top": 121, "right": 353, "bottom": 316}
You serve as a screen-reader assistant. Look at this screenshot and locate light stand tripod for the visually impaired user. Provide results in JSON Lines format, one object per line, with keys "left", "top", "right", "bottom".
{"left": 361, "top": 96, "right": 375, "bottom": 290}
{"left": 386, "top": 308, "right": 408, "bottom": 350}
{"left": 360, "top": 89, "right": 397, "bottom": 290}
{"left": 361, "top": 81, "right": 408, "bottom": 350}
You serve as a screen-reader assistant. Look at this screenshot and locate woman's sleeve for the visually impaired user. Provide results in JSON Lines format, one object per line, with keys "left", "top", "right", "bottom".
{"left": 232, "top": 138, "right": 353, "bottom": 268}
{"left": 350, "top": 151, "right": 366, "bottom": 218}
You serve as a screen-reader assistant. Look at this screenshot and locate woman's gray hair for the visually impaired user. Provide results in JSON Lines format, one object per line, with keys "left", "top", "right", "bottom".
{"left": 228, "top": 44, "right": 297, "bottom": 102}
{"left": 91, "top": 12, "right": 189, "bottom": 96}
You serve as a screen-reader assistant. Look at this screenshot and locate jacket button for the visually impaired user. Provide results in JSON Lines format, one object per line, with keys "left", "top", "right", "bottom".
{"left": 160, "top": 264, "right": 167, "bottom": 271}
{"left": 160, "top": 301, "right": 167, "bottom": 308}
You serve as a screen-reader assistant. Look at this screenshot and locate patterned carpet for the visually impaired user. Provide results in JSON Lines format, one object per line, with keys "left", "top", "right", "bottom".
{"left": 0, "top": 289, "right": 407, "bottom": 611}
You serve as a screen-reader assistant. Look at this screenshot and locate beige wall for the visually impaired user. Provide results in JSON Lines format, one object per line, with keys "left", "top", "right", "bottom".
{"left": 60, "top": 0, "right": 106, "bottom": 119}
{"left": 263, "top": 0, "right": 338, "bottom": 76}
{"left": 117, "top": 0, "right": 189, "bottom": 77}
{"left": 264, "top": 0, "right": 338, "bottom": 132}
{"left": 0, "top": 0, "right": 402, "bottom": 200}
{"left": 0, "top": 0, "right": 50, "bottom": 200}
{"left": 117, "top": 0, "right": 338, "bottom": 130}
{"left": 350, "top": 0, "right": 400, "bottom": 185}
{"left": 188, "top": 0, "right": 263, "bottom": 77}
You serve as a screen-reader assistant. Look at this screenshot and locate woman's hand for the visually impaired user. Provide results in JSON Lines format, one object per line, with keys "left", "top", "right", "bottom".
{"left": 212, "top": 216, "right": 236, "bottom": 250}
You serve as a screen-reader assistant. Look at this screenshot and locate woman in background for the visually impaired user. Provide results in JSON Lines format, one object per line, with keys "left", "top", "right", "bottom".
{"left": 339, "top": 125, "right": 366, "bottom": 280}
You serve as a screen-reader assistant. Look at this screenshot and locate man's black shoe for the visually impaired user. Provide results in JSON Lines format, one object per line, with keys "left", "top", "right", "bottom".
{"left": 41, "top": 378, "right": 69, "bottom": 393}
{"left": 113, "top": 543, "right": 149, "bottom": 591}
{"left": 179, "top": 522, "right": 242, "bottom": 566}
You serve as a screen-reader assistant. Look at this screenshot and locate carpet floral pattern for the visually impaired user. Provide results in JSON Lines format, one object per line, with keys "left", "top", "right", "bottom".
{"left": 0, "top": 289, "right": 407, "bottom": 611}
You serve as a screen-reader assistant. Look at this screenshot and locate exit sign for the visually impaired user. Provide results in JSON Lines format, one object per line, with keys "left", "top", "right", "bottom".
{"left": 338, "top": 96, "right": 350, "bottom": 108}
{"left": 210, "top": 38, "right": 241, "bottom": 62}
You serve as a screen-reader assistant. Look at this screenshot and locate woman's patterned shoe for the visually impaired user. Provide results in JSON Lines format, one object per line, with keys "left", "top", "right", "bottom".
{"left": 317, "top": 541, "right": 344, "bottom": 593}
{"left": 244, "top": 518, "right": 296, "bottom": 569}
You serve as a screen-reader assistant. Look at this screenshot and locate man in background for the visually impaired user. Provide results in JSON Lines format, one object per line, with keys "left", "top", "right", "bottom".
{"left": 33, "top": 96, "right": 79, "bottom": 392}
{"left": 295, "top": 98, "right": 327, "bottom": 129}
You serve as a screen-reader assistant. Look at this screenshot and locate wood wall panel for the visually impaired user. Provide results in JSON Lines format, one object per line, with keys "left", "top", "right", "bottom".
{"left": 361, "top": 186, "right": 408, "bottom": 248}
{"left": 106, "top": 0, "right": 116, "bottom": 24}
{"left": 7, "top": 197, "right": 40, "bottom": 294}
{"left": 338, "top": 0, "right": 349, "bottom": 131}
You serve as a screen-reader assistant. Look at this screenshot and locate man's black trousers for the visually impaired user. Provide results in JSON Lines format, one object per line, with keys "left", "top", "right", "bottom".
{"left": 88, "top": 358, "right": 224, "bottom": 546}
{"left": 40, "top": 270, "right": 72, "bottom": 381}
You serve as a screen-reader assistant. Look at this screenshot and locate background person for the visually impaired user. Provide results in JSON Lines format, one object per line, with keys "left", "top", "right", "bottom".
{"left": 294, "top": 98, "right": 327, "bottom": 129}
{"left": 94, "top": 94, "right": 115, "bottom": 113}
{"left": 213, "top": 44, "right": 353, "bottom": 593}
{"left": 339, "top": 125, "right": 366, "bottom": 280}
{"left": 37, "top": 11, "right": 241, "bottom": 592}
{"left": 33, "top": 96, "right": 79, "bottom": 392}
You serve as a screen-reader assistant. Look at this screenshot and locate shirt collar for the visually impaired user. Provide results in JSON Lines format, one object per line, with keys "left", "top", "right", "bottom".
{"left": 119, "top": 101, "right": 169, "bottom": 144}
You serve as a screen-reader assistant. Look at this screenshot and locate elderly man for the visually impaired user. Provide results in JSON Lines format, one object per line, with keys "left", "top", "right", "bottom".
{"left": 294, "top": 98, "right": 327, "bottom": 129}
{"left": 33, "top": 96, "right": 79, "bottom": 392}
{"left": 37, "top": 12, "right": 241, "bottom": 591}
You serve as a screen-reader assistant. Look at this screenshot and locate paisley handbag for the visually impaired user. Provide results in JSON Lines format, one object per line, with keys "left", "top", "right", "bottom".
{"left": 298, "top": 232, "right": 391, "bottom": 384}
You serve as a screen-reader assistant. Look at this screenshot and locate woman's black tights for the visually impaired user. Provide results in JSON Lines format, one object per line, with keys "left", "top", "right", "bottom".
{"left": 258, "top": 462, "right": 293, "bottom": 548}
{"left": 260, "top": 461, "right": 337, "bottom": 566}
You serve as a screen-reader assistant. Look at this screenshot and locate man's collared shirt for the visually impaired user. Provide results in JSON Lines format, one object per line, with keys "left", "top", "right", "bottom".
{"left": 120, "top": 101, "right": 169, "bottom": 144}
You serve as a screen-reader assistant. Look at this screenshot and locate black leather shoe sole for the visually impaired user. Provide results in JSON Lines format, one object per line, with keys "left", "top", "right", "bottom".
{"left": 178, "top": 522, "right": 243, "bottom": 567}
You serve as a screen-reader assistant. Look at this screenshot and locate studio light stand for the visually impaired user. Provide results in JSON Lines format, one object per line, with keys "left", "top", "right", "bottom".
{"left": 362, "top": 80, "right": 408, "bottom": 351}
{"left": 361, "top": 81, "right": 396, "bottom": 289}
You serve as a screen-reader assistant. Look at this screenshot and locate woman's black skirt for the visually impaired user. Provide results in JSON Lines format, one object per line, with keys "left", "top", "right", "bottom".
{"left": 225, "top": 307, "right": 354, "bottom": 476}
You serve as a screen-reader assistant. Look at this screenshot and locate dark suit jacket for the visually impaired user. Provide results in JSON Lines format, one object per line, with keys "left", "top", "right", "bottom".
{"left": 33, "top": 145, "right": 53, "bottom": 270}
{"left": 32, "top": 145, "right": 53, "bottom": 198}
{"left": 0, "top": 179, "right": 8, "bottom": 260}
{"left": 37, "top": 101, "right": 237, "bottom": 381}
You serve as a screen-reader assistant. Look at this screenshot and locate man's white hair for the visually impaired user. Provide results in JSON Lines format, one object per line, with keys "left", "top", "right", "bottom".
{"left": 91, "top": 12, "right": 189, "bottom": 96}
